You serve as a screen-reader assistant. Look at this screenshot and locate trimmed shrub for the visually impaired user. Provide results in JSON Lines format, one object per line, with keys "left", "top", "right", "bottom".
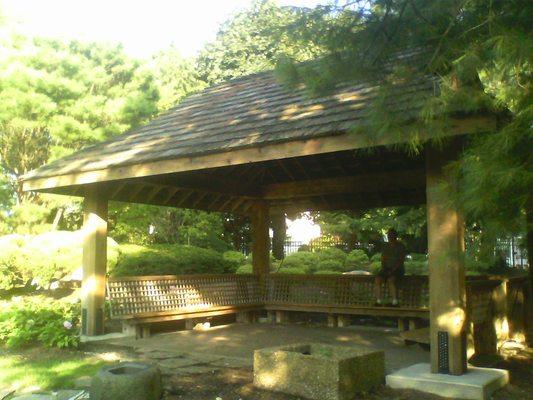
{"left": 0, "top": 232, "right": 119, "bottom": 289}
{"left": 277, "top": 266, "right": 306, "bottom": 274}
{"left": 313, "top": 270, "right": 341, "bottom": 275}
{"left": 0, "top": 296, "right": 80, "bottom": 348}
{"left": 281, "top": 251, "right": 320, "bottom": 273}
{"left": 368, "top": 261, "right": 381, "bottom": 274}
{"left": 409, "top": 253, "right": 427, "bottom": 262}
{"left": 344, "top": 249, "right": 370, "bottom": 271}
{"left": 404, "top": 260, "right": 428, "bottom": 275}
{"left": 316, "top": 248, "right": 347, "bottom": 264}
{"left": 109, "top": 244, "right": 227, "bottom": 277}
{"left": 222, "top": 250, "right": 247, "bottom": 273}
{"left": 315, "top": 259, "right": 345, "bottom": 272}
{"left": 370, "top": 253, "right": 382, "bottom": 263}
{"left": 236, "top": 264, "right": 253, "bottom": 274}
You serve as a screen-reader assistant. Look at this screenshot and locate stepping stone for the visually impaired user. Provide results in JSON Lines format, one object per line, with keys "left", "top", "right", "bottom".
{"left": 158, "top": 357, "right": 200, "bottom": 369}
{"left": 1, "top": 389, "right": 15, "bottom": 400}
{"left": 210, "top": 356, "right": 251, "bottom": 368}
{"left": 137, "top": 350, "right": 182, "bottom": 360}
{"left": 186, "top": 353, "right": 224, "bottom": 364}
{"left": 174, "top": 365, "right": 220, "bottom": 375}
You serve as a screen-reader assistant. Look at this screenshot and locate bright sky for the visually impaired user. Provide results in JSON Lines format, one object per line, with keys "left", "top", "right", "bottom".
{"left": 1, "top": 0, "right": 322, "bottom": 58}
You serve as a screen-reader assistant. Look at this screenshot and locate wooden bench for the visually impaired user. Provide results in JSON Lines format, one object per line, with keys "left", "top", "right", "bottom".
{"left": 107, "top": 273, "right": 521, "bottom": 349}
{"left": 264, "top": 274, "right": 430, "bottom": 326}
{"left": 107, "top": 274, "right": 263, "bottom": 338}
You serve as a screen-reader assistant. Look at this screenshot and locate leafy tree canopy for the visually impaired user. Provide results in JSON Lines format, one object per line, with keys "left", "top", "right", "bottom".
{"left": 197, "top": 0, "right": 320, "bottom": 85}
{"left": 276, "top": 0, "right": 531, "bottom": 239}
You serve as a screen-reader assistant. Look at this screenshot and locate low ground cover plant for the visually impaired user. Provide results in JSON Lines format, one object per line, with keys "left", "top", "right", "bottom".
{"left": 0, "top": 295, "right": 80, "bottom": 348}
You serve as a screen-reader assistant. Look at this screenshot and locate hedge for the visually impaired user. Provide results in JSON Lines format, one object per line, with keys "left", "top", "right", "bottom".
{"left": 109, "top": 243, "right": 230, "bottom": 277}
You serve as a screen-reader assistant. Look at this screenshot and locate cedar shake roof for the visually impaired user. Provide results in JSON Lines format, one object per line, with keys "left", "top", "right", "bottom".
{"left": 23, "top": 71, "right": 438, "bottom": 182}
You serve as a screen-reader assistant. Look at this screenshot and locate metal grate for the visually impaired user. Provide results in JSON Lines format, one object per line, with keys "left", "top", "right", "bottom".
{"left": 437, "top": 331, "right": 449, "bottom": 373}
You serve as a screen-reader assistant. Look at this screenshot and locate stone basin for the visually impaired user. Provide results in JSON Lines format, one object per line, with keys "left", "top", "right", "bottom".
{"left": 253, "top": 343, "right": 385, "bottom": 400}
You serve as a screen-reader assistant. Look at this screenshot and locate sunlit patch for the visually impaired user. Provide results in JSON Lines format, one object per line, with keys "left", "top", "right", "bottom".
{"left": 20, "top": 385, "right": 41, "bottom": 393}
{"left": 97, "top": 352, "right": 121, "bottom": 362}
{"left": 436, "top": 307, "right": 466, "bottom": 335}
{"left": 280, "top": 104, "right": 325, "bottom": 121}
{"left": 335, "top": 92, "right": 360, "bottom": 102}
{"left": 81, "top": 276, "right": 96, "bottom": 298}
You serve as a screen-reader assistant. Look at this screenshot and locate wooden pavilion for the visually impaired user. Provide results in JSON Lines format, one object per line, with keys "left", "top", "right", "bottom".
{"left": 23, "top": 70, "right": 509, "bottom": 376}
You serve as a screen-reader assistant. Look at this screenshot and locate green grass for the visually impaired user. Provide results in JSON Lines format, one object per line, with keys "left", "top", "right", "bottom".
{"left": 0, "top": 346, "right": 112, "bottom": 392}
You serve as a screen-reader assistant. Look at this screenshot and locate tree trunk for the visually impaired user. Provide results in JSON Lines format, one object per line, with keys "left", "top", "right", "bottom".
{"left": 271, "top": 212, "right": 286, "bottom": 260}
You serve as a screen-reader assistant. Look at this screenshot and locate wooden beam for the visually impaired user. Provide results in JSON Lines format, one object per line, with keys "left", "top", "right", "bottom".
{"left": 270, "top": 190, "right": 425, "bottom": 213}
{"left": 23, "top": 116, "right": 495, "bottom": 192}
{"left": 263, "top": 169, "right": 425, "bottom": 200}
{"left": 426, "top": 139, "right": 467, "bottom": 375}
{"left": 81, "top": 187, "right": 107, "bottom": 336}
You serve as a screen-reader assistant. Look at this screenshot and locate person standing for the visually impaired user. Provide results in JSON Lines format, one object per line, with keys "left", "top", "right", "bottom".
{"left": 374, "top": 228, "right": 406, "bottom": 306}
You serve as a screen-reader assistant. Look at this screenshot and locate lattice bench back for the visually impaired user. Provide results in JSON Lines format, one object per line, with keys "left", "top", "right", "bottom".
{"left": 107, "top": 274, "right": 261, "bottom": 318}
{"left": 265, "top": 274, "right": 430, "bottom": 308}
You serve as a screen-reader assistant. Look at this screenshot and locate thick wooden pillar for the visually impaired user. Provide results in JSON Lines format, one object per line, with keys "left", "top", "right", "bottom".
{"left": 426, "top": 141, "right": 467, "bottom": 375}
{"left": 251, "top": 201, "right": 270, "bottom": 278}
{"left": 526, "top": 200, "right": 533, "bottom": 347}
{"left": 81, "top": 187, "right": 108, "bottom": 336}
{"left": 271, "top": 212, "right": 286, "bottom": 260}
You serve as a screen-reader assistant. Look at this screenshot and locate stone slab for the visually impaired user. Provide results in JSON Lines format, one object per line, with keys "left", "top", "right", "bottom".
{"left": 386, "top": 363, "right": 509, "bottom": 400}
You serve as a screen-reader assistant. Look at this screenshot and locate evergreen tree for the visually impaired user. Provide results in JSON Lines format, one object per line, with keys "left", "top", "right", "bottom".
{"left": 276, "top": 0, "right": 531, "bottom": 239}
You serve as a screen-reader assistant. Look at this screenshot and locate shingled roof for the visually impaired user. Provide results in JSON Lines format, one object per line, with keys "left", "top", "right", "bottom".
{"left": 24, "top": 70, "right": 438, "bottom": 183}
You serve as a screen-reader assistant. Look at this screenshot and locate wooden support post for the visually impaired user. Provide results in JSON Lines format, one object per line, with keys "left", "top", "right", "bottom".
{"left": 271, "top": 211, "right": 286, "bottom": 260}
{"left": 426, "top": 140, "right": 467, "bottom": 375}
{"left": 276, "top": 311, "right": 289, "bottom": 324}
{"left": 252, "top": 201, "right": 270, "bottom": 287}
{"left": 409, "top": 318, "right": 424, "bottom": 331}
{"left": 141, "top": 326, "right": 151, "bottom": 338}
{"left": 185, "top": 319, "right": 196, "bottom": 330}
{"left": 327, "top": 314, "right": 338, "bottom": 328}
{"left": 337, "top": 315, "right": 351, "bottom": 328}
{"left": 267, "top": 310, "right": 276, "bottom": 324}
{"left": 236, "top": 311, "right": 256, "bottom": 323}
{"left": 81, "top": 187, "right": 108, "bottom": 336}
{"left": 398, "top": 318, "right": 409, "bottom": 332}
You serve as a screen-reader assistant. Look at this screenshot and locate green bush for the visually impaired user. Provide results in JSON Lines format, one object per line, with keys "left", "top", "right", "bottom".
{"left": 0, "top": 296, "right": 80, "bottom": 348}
{"left": 409, "top": 253, "right": 427, "bottom": 262}
{"left": 0, "top": 232, "right": 119, "bottom": 289}
{"left": 236, "top": 264, "right": 253, "bottom": 274}
{"left": 282, "top": 251, "right": 320, "bottom": 273}
{"left": 404, "top": 260, "right": 428, "bottom": 275}
{"left": 314, "top": 270, "right": 341, "bottom": 275}
{"left": 276, "top": 266, "right": 306, "bottom": 274}
{"left": 315, "top": 259, "right": 345, "bottom": 272}
{"left": 368, "top": 261, "right": 381, "bottom": 274}
{"left": 316, "top": 248, "right": 347, "bottom": 264}
{"left": 222, "top": 250, "right": 247, "bottom": 273}
{"left": 344, "top": 249, "right": 370, "bottom": 271}
{"left": 370, "top": 253, "right": 382, "bottom": 263}
{"left": 110, "top": 244, "right": 227, "bottom": 277}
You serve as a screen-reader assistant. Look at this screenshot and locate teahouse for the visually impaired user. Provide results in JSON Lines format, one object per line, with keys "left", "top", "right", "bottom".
{"left": 23, "top": 70, "right": 525, "bottom": 378}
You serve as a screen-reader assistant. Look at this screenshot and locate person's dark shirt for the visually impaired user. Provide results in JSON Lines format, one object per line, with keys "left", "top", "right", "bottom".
{"left": 381, "top": 241, "right": 407, "bottom": 272}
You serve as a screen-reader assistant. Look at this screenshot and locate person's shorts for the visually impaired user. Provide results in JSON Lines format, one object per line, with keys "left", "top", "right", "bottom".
{"left": 377, "top": 268, "right": 404, "bottom": 280}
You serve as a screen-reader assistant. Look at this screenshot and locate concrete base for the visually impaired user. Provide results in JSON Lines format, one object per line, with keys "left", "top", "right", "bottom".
{"left": 386, "top": 363, "right": 509, "bottom": 400}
